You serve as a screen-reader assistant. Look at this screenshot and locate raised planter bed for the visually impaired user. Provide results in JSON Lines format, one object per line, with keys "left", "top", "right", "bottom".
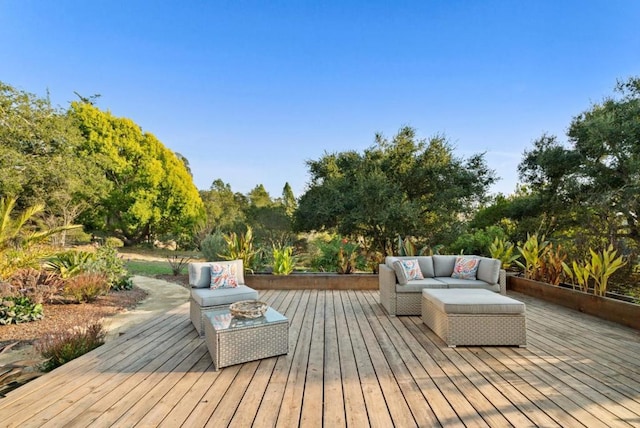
{"left": 508, "top": 276, "right": 640, "bottom": 330}
{"left": 246, "top": 273, "right": 377, "bottom": 291}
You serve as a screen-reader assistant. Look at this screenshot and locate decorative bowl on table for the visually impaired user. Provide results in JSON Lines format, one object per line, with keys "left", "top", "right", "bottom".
{"left": 229, "top": 300, "right": 268, "bottom": 319}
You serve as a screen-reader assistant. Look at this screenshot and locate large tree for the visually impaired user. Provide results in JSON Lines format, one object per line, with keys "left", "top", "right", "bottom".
{"left": 199, "top": 179, "right": 247, "bottom": 233}
{"left": 70, "top": 102, "right": 204, "bottom": 244}
{"left": 295, "top": 126, "right": 497, "bottom": 254}
{"left": 518, "top": 77, "right": 640, "bottom": 251}
{"left": 0, "top": 82, "right": 109, "bottom": 242}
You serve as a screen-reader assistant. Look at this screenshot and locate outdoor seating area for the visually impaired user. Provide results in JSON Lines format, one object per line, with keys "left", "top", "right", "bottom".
{"left": 1, "top": 288, "right": 639, "bottom": 426}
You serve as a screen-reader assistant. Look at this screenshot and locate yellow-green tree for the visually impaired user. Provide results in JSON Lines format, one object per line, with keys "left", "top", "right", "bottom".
{"left": 70, "top": 102, "right": 204, "bottom": 244}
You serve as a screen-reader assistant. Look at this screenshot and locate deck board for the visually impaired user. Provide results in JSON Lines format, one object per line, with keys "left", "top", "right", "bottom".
{"left": 1, "top": 289, "right": 639, "bottom": 427}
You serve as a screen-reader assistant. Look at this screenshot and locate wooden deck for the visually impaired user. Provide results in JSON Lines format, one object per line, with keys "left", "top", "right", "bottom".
{"left": 1, "top": 289, "right": 639, "bottom": 427}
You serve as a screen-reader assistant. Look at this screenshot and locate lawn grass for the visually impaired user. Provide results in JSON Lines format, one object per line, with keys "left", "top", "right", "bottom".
{"left": 124, "top": 259, "right": 181, "bottom": 276}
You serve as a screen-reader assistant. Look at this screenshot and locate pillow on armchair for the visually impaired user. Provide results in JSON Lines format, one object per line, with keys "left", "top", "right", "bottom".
{"left": 210, "top": 262, "right": 238, "bottom": 289}
{"left": 188, "top": 260, "right": 245, "bottom": 288}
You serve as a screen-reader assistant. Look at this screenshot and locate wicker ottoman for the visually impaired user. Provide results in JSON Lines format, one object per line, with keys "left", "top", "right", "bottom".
{"left": 421, "top": 289, "right": 526, "bottom": 347}
{"left": 203, "top": 307, "right": 289, "bottom": 370}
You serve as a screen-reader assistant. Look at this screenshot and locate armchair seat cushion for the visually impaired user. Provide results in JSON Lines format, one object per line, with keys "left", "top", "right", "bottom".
{"left": 191, "top": 285, "right": 259, "bottom": 307}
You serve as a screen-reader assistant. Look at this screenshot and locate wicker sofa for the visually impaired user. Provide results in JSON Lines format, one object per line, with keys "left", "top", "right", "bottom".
{"left": 188, "top": 260, "right": 259, "bottom": 335}
{"left": 379, "top": 255, "right": 506, "bottom": 316}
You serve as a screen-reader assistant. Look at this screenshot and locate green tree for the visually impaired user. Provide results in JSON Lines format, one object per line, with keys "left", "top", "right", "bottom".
{"left": 281, "top": 182, "right": 297, "bottom": 217}
{"left": 245, "top": 184, "right": 295, "bottom": 247}
{"left": 518, "top": 77, "right": 640, "bottom": 254}
{"left": 295, "top": 126, "right": 497, "bottom": 254}
{"left": 70, "top": 102, "right": 203, "bottom": 244}
{"left": 199, "top": 179, "right": 247, "bottom": 233}
{"left": 248, "top": 184, "right": 271, "bottom": 208}
{"left": 0, "top": 82, "right": 109, "bottom": 241}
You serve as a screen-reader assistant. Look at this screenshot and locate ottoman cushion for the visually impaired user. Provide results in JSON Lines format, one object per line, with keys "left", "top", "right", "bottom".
{"left": 422, "top": 289, "right": 525, "bottom": 314}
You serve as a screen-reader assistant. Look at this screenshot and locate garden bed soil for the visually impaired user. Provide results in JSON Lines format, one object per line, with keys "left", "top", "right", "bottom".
{"left": 0, "top": 288, "right": 148, "bottom": 348}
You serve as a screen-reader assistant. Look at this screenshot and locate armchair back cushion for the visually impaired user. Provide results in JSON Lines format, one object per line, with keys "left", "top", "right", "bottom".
{"left": 189, "top": 260, "right": 245, "bottom": 288}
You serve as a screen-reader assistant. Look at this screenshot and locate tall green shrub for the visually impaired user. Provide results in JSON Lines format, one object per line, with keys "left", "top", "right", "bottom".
{"left": 489, "top": 237, "right": 520, "bottom": 269}
{"left": 201, "top": 230, "right": 227, "bottom": 261}
{"left": 272, "top": 245, "right": 296, "bottom": 275}
{"left": 221, "top": 226, "right": 256, "bottom": 272}
{"left": 516, "top": 234, "right": 549, "bottom": 280}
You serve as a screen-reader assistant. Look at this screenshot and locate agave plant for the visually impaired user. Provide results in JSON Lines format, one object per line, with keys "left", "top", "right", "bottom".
{"left": 44, "top": 250, "right": 96, "bottom": 279}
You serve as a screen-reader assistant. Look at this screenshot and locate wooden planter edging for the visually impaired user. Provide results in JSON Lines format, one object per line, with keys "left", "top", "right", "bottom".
{"left": 508, "top": 276, "right": 640, "bottom": 330}
{"left": 246, "top": 273, "right": 378, "bottom": 291}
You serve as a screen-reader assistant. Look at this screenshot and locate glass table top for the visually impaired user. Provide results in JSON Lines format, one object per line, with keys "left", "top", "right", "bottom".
{"left": 205, "top": 306, "right": 287, "bottom": 331}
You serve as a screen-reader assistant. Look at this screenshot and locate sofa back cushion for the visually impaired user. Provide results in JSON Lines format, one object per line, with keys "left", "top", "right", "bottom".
{"left": 385, "top": 256, "right": 434, "bottom": 278}
{"left": 189, "top": 260, "right": 245, "bottom": 288}
{"left": 433, "top": 255, "right": 457, "bottom": 277}
{"left": 476, "top": 257, "right": 500, "bottom": 284}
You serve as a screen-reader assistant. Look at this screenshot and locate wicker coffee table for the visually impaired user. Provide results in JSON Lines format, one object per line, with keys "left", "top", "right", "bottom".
{"left": 203, "top": 307, "right": 289, "bottom": 370}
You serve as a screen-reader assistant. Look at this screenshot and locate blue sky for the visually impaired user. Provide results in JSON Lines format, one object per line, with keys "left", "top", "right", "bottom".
{"left": 2, "top": 1, "right": 639, "bottom": 198}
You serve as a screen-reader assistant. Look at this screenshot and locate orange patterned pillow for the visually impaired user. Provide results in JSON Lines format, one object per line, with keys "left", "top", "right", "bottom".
{"left": 210, "top": 263, "right": 239, "bottom": 289}
{"left": 451, "top": 257, "right": 480, "bottom": 280}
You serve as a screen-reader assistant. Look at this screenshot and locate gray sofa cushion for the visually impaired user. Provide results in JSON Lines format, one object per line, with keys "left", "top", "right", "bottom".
{"left": 435, "top": 277, "right": 499, "bottom": 292}
{"left": 476, "top": 257, "right": 500, "bottom": 284}
{"left": 415, "top": 257, "right": 434, "bottom": 278}
{"left": 433, "top": 255, "right": 457, "bottom": 277}
{"left": 189, "top": 260, "right": 245, "bottom": 288}
{"left": 422, "top": 289, "right": 525, "bottom": 314}
{"left": 395, "top": 278, "right": 447, "bottom": 293}
{"left": 191, "top": 285, "right": 258, "bottom": 307}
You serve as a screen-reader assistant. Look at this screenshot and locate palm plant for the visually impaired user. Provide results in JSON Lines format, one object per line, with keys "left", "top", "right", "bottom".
{"left": 0, "top": 196, "right": 80, "bottom": 250}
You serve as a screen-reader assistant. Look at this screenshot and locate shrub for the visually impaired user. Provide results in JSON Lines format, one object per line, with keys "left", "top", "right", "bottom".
{"left": 489, "top": 237, "right": 520, "bottom": 270}
{"left": 105, "top": 237, "right": 125, "bottom": 248}
{"left": 7, "top": 268, "right": 64, "bottom": 304}
{"left": 63, "top": 273, "right": 110, "bottom": 303}
{"left": 516, "top": 234, "right": 549, "bottom": 280}
{"left": 65, "top": 229, "right": 93, "bottom": 245}
{"left": 221, "top": 226, "right": 256, "bottom": 272}
{"left": 563, "top": 245, "right": 626, "bottom": 296}
{"left": 272, "top": 245, "right": 296, "bottom": 275}
{"left": 167, "top": 255, "right": 192, "bottom": 276}
{"left": 90, "top": 244, "right": 131, "bottom": 290}
{"left": 0, "top": 296, "right": 43, "bottom": 325}
{"left": 44, "top": 250, "right": 96, "bottom": 279}
{"left": 201, "top": 230, "right": 227, "bottom": 261}
{"left": 36, "top": 322, "right": 105, "bottom": 371}
{"left": 0, "top": 245, "right": 55, "bottom": 279}
{"left": 311, "top": 236, "right": 365, "bottom": 274}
